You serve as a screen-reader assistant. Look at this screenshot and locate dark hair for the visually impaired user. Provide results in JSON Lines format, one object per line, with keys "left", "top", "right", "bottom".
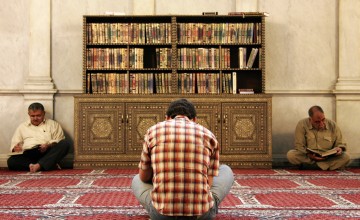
{"left": 166, "top": 99, "right": 196, "bottom": 119}
{"left": 308, "top": 105, "right": 324, "bottom": 117}
{"left": 28, "top": 102, "right": 45, "bottom": 112}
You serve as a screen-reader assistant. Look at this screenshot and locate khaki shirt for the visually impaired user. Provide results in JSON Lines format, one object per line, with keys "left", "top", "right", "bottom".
{"left": 10, "top": 118, "right": 65, "bottom": 151}
{"left": 294, "top": 118, "right": 346, "bottom": 154}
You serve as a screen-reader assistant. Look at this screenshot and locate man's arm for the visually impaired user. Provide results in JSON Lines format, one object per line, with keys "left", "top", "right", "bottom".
{"left": 139, "top": 167, "right": 153, "bottom": 183}
{"left": 48, "top": 120, "right": 66, "bottom": 144}
{"left": 294, "top": 120, "right": 308, "bottom": 153}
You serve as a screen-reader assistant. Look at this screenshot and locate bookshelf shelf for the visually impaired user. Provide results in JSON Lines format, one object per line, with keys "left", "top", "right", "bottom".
{"left": 74, "top": 13, "right": 272, "bottom": 168}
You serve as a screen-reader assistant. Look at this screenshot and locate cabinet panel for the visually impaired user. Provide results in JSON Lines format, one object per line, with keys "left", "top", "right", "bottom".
{"left": 221, "top": 100, "right": 272, "bottom": 168}
{"left": 222, "top": 102, "right": 267, "bottom": 154}
{"left": 126, "top": 103, "right": 168, "bottom": 154}
{"left": 74, "top": 101, "right": 125, "bottom": 168}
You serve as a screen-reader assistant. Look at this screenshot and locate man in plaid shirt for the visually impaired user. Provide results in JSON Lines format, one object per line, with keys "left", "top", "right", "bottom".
{"left": 132, "top": 99, "right": 234, "bottom": 219}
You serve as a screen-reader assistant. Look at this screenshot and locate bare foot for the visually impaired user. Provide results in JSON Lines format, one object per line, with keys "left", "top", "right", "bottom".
{"left": 29, "top": 163, "right": 41, "bottom": 173}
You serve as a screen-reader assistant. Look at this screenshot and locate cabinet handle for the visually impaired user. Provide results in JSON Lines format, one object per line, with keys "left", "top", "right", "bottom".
{"left": 223, "top": 114, "right": 226, "bottom": 124}
{"left": 126, "top": 114, "right": 129, "bottom": 123}
{"left": 217, "top": 114, "right": 220, "bottom": 123}
{"left": 121, "top": 115, "right": 124, "bottom": 123}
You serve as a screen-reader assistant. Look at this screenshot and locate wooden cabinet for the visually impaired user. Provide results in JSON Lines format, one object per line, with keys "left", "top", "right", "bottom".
{"left": 74, "top": 13, "right": 272, "bottom": 168}
{"left": 74, "top": 95, "right": 272, "bottom": 168}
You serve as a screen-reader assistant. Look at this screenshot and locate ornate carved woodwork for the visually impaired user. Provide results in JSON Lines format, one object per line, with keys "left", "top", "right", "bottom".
{"left": 74, "top": 95, "right": 272, "bottom": 168}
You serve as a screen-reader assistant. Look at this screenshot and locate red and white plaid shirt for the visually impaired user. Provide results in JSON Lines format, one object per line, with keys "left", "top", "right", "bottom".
{"left": 139, "top": 115, "right": 220, "bottom": 216}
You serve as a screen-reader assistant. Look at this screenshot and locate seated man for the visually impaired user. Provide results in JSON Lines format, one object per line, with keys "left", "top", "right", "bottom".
{"left": 7, "top": 102, "right": 70, "bottom": 172}
{"left": 132, "top": 98, "right": 234, "bottom": 220}
{"left": 287, "top": 105, "right": 350, "bottom": 170}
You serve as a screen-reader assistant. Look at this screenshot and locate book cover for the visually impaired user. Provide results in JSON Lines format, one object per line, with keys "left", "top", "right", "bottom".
{"left": 306, "top": 148, "right": 337, "bottom": 158}
{"left": 9, "top": 144, "right": 40, "bottom": 156}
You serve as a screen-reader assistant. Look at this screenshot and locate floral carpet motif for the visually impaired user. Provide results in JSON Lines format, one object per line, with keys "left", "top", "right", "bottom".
{"left": 0, "top": 168, "right": 359, "bottom": 219}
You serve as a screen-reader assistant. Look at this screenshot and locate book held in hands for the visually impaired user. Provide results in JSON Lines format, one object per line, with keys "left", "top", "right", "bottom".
{"left": 8, "top": 145, "right": 40, "bottom": 156}
{"left": 306, "top": 148, "right": 337, "bottom": 158}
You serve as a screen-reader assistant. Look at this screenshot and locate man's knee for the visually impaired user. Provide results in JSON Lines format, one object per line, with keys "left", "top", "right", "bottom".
{"left": 287, "top": 150, "right": 299, "bottom": 164}
{"left": 219, "top": 164, "right": 233, "bottom": 176}
{"left": 7, "top": 156, "right": 25, "bottom": 171}
{"left": 339, "top": 152, "right": 351, "bottom": 167}
{"left": 131, "top": 174, "right": 140, "bottom": 190}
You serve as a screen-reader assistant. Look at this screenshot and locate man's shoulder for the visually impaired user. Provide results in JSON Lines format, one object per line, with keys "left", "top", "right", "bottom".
{"left": 18, "top": 120, "right": 31, "bottom": 128}
{"left": 44, "top": 118, "right": 61, "bottom": 125}
{"left": 325, "top": 118, "right": 336, "bottom": 124}
{"left": 324, "top": 118, "right": 338, "bottom": 129}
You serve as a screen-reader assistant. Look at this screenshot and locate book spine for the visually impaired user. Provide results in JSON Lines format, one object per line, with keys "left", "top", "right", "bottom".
{"left": 232, "top": 72, "right": 237, "bottom": 94}
{"left": 246, "top": 48, "right": 258, "bottom": 68}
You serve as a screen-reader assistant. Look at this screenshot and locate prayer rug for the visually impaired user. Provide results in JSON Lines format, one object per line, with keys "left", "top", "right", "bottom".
{"left": 0, "top": 168, "right": 359, "bottom": 219}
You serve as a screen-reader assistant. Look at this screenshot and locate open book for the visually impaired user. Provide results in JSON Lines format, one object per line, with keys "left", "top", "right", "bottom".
{"left": 306, "top": 148, "right": 337, "bottom": 158}
{"left": 8, "top": 145, "right": 40, "bottom": 156}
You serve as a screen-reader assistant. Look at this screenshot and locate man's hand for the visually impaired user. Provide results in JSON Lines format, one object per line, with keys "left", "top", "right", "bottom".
{"left": 307, "top": 153, "right": 326, "bottom": 161}
{"left": 39, "top": 144, "right": 50, "bottom": 153}
{"left": 12, "top": 143, "right": 23, "bottom": 152}
{"left": 139, "top": 167, "right": 153, "bottom": 183}
{"left": 335, "top": 147, "right": 343, "bottom": 156}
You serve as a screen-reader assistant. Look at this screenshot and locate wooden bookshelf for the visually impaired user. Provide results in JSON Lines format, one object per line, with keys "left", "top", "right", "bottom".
{"left": 74, "top": 13, "right": 272, "bottom": 168}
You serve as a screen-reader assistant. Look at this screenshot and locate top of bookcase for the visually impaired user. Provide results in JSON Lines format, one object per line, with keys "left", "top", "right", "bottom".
{"left": 83, "top": 13, "right": 267, "bottom": 23}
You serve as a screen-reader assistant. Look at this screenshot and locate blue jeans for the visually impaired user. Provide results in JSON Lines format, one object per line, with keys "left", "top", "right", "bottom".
{"left": 131, "top": 164, "right": 234, "bottom": 220}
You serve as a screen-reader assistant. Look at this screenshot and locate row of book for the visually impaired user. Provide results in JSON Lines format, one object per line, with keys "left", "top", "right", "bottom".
{"left": 178, "top": 48, "right": 220, "bottom": 69}
{"left": 87, "top": 73, "right": 172, "bottom": 94}
{"left": 177, "top": 47, "right": 259, "bottom": 69}
{"left": 239, "top": 47, "right": 260, "bottom": 69}
{"left": 178, "top": 73, "right": 220, "bottom": 94}
{"left": 177, "top": 22, "right": 261, "bottom": 44}
{"left": 87, "top": 72, "right": 253, "bottom": 94}
{"left": 223, "top": 72, "right": 255, "bottom": 94}
{"left": 86, "top": 47, "right": 260, "bottom": 70}
{"left": 86, "top": 23, "right": 172, "bottom": 44}
{"left": 87, "top": 48, "right": 128, "bottom": 69}
{"left": 86, "top": 48, "right": 144, "bottom": 69}
{"left": 156, "top": 48, "right": 172, "bottom": 68}
{"left": 86, "top": 22, "right": 261, "bottom": 45}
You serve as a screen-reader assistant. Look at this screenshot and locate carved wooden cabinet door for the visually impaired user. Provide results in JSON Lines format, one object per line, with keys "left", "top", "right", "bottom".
{"left": 74, "top": 101, "right": 126, "bottom": 168}
{"left": 221, "top": 101, "right": 272, "bottom": 167}
{"left": 125, "top": 103, "right": 168, "bottom": 155}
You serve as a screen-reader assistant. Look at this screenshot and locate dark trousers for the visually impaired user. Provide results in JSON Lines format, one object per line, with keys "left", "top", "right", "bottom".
{"left": 7, "top": 139, "right": 70, "bottom": 171}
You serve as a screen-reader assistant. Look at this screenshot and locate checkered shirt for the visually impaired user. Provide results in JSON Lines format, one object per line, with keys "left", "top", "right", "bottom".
{"left": 138, "top": 115, "right": 220, "bottom": 216}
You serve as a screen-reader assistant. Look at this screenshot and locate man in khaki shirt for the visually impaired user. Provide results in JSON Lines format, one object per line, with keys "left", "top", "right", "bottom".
{"left": 7, "top": 102, "right": 70, "bottom": 172}
{"left": 287, "top": 105, "right": 350, "bottom": 170}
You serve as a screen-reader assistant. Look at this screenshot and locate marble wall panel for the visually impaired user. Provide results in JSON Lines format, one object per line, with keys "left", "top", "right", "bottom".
{"left": 155, "top": 0, "right": 235, "bottom": 15}
{"left": 0, "top": 1, "right": 30, "bottom": 89}
{"left": 336, "top": 99, "right": 360, "bottom": 159}
{"left": 260, "top": 0, "right": 338, "bottom": 92}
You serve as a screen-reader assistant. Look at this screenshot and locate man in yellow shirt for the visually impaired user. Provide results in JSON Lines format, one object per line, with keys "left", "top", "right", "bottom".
{"left": 287, "top": 105, "right": 350, "bottom": 170}
{"left": 8, "top": 102, "right": 70, "bottom": 172}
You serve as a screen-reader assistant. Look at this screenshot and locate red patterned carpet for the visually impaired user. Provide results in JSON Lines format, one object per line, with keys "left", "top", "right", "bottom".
{"left": 0, "top": 168, "right": 360, "bottom": 219}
